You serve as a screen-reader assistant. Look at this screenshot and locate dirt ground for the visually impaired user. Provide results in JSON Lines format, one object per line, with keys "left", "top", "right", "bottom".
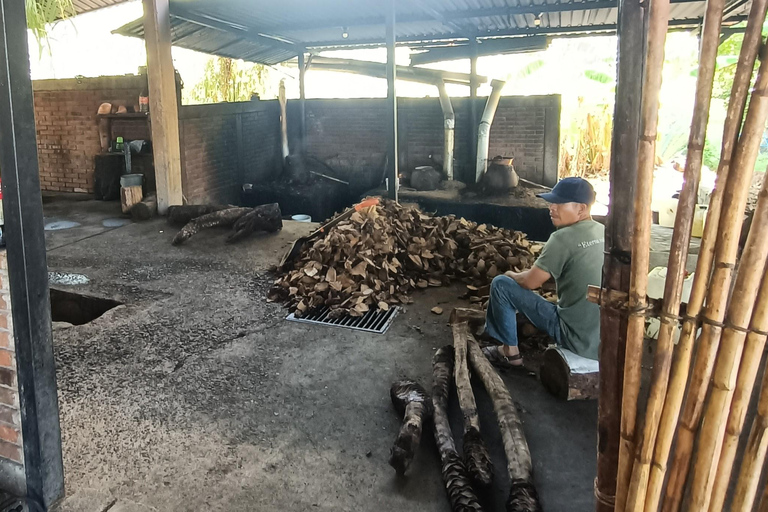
{"left": 43, "top": 197, "right": 597, "bottom": 512}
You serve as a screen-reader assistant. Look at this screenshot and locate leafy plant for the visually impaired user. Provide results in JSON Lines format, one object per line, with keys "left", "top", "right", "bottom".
{"left": 188, "top": 56, "right": 270, "bottom": 104}
{"left": 26, "top": 0, "right": 75, "bottom": 54}
{"left": 559, "top": 100, "right": 613, "bottom": 178}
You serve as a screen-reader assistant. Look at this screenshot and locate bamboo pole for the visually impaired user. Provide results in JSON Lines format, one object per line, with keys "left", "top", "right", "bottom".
{"left": 687, "top": 176, "right": 768, "bottom": 510}
{"left": 643, "top": 1, "right": 768, "bottom": 509}
{"left": 615, "top": 0, "right": 671, "bottom": 507}
{"left": 622, "top": 1, "right": 725, "bottom": 509}
{"left": 728, "top": 336, "right": 768, "bottom": 512}
{"left": 661, "top": 37, "right": 768, "bottom": 512}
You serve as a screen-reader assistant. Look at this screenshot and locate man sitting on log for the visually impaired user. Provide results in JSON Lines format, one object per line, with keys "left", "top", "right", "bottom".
{"left": 483, "top": 177, "right": 604, "bottom": 368}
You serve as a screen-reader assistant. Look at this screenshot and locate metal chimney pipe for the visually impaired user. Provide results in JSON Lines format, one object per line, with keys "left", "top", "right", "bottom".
{"left": 475, "top": 79, "right": 506, "bottom": 183}
{"left": 436, "top": 81, "right": 455, "bottom": 180}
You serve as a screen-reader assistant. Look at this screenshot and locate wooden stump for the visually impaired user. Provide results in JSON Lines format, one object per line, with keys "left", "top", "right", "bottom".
{"left": 539, "top": 346, "right": 599, "bottom": 401}
{"left": 131, "top": 194, "right": 157, "bottom": 221}
{"left": 120, "top": 186, "right": 143, "bottom": 214}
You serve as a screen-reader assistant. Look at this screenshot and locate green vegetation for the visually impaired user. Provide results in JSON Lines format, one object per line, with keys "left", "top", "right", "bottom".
{"left": 26, "top": 0, "right": 75, "bottom": 54}
{"left": 187, "top": 56, "right": 271, "bottom": 104}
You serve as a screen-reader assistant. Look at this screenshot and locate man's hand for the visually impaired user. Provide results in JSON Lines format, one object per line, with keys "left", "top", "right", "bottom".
{"left": 504, "top": 266, "right": 551, "bottom": 290}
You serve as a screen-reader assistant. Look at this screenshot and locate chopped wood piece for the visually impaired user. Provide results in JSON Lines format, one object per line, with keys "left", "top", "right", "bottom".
{"left": 432, "top": 346, "right": 483, "bottom": 511}
{"left": 388, "top": 379, "right": 433, "bottom": 475}
{"left": 432, "top": 306, "right": 444, "bottom": 315}
{"left": 120, "top": 186, "right": 142, "bottom": 214}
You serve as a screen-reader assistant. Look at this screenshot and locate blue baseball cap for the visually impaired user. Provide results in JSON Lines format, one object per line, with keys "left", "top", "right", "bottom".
{"left": 537, "top": 177, "right": 596, "bottom": 205}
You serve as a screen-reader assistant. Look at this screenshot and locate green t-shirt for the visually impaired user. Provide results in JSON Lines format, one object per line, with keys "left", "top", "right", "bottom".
{"left": 534, "top": 219, "right": 605, "bottom": 360}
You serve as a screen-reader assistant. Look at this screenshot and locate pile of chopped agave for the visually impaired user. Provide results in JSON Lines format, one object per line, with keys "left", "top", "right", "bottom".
{"left": 268, "top": 200, "right": 543, "bottom": 317}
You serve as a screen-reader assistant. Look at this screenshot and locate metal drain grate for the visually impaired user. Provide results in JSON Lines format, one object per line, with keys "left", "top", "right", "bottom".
{"left": 287, "top": 305, "right": 400, "bottom": 334}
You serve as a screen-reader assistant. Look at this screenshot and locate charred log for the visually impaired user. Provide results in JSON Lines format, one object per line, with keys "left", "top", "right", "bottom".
{"left": 167, "top": 204, "right": 235, "bottom": 226}
{"left": 226, "top": 203, "right": 283, "bottom": 244}
{"left": 172, "top": 208, "right": 252, "bottom": 245}
{"left": 388, "top": 379, "right": 433, "bottom": 475}
{"left": 433, "top": 345, "right": 483, "bottom": 511}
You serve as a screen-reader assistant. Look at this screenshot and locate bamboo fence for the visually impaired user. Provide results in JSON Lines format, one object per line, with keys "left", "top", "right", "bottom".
{"left": 642, "top": 0, "right": 768, "bottom": 509}
{"left": 610, "top": 0, "right": 768, "bottom": 510}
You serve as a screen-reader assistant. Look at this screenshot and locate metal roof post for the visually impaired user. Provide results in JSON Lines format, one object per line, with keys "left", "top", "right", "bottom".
{"left": 469, "top": 36, "right": 479, "bottom": 184}
{"left": 298, "top": 49, "right": 307, "bottom": 153}
{"left": 386, "top": 0, "right": 399, "bottom": 201}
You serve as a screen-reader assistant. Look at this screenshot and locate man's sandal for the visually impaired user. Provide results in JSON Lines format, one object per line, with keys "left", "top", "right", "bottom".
{"left": 481, "top": 345, "right": 525, "bottom": 370}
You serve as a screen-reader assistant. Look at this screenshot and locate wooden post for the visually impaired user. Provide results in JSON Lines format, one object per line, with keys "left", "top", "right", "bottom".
{"left": 143, "top": 0, "right": 183, "bottom": 215}
{"left": 595, "top": 0, "right": 646, "bottom": 509}
{"left": 0, "top": 0, "right": 64, "bottom": 505}
{"left": 385, "top": 0, "right": 398, "bottom": 201}
{"left": 469, "top": 36, "right": 479, "bottom": 182}
{"left": 298, "top": 49, "right": 307, "bottom": 154}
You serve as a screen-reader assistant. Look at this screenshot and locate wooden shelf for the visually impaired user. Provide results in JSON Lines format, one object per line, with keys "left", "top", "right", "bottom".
{"left": 97, "top": 113, "right": 150, "bottom": 119}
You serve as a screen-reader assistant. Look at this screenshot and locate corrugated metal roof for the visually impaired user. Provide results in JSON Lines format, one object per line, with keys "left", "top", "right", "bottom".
{"left": 113, "top": 0, "right": 752, "bottom": 64}
{"left": 72, "top": 0, "right": 127, "bottom": 15}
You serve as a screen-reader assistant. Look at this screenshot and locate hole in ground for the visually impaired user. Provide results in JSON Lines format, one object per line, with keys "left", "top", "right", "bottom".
{"left": 49, "top": 289, "right": 122, "bottom": 325}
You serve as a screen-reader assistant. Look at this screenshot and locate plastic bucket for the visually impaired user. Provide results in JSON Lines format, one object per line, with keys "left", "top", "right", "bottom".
{"left": 291, "top": 214, "right": 311, "bottom": 222}
{"left": 120, "top": 174, "right": 144, "bottom": 188}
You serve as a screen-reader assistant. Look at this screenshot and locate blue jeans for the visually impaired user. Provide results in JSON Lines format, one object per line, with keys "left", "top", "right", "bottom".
{"left": 485, "top": 275, "right": 562, "bottom": 347}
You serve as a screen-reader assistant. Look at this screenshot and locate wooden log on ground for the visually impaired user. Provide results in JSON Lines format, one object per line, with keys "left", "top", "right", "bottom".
{"left": 432, "top": 345, "right": 483, "bottom": 511}
{"left": 467, "top": 337, "right": 541, "bottom": 512}
{"left": 120, "top": 185, "right": 143, "bottom": 214}
{"left": 167, "top": 204, "right": 235, "bottom": 225}
{"left": 131, "top": 194, "right": 157, "bottom": 221}
{"left": 172, "top": 207, "right": 252, "bottom": 245}
{"left": 226, "top": 202, "right": 283, "bottom": 244}
{"left": 388, "top": 379, "right": 433, "bottom": 475}
{"left": 539, "top": 346, "right": 599, "bottom": 401}
{"left": 452, "top": 321, "right": 493, "bottom": 487}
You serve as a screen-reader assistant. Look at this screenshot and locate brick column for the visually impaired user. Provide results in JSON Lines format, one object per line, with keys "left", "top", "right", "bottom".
{"left": 0, "top": 250, "right": 24, "bottom": 495}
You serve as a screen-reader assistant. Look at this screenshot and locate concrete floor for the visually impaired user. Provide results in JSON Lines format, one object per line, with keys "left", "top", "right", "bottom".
{"left": 43, "top": 197, "right": 597, "bottom": 512}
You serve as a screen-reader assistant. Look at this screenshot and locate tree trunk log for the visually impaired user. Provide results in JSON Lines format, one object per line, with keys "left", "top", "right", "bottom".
{"left": 432, "top": 345, "right": 483, "bottom": 511}
{"left": 227, "top": 203, "right": 283, "bottom": 244}
{"left": 467, "top": 338, "right": 541, "bottom": 512}
{"left": 131, "top": 193, "right": 157, "bottom": 221}
{"left": 388, "top": 379, "right": 433, "bottom": 475}
{"left": 120, "top": 185, "right": 143, "bottom": 214}
{"left": 539, "top": 347, "right": 599, "bottom": 401}
{"left": 172, "top": 207, "right": 252, "bottom": 245}
{"left": 453, "top": 321, "right": 493, "bottom": 487}
{"left": 167, "top": 204, "right": 235, "bottom": 225}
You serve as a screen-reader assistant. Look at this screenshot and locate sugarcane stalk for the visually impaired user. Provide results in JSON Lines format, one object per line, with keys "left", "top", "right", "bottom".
{"left": 615, "top": 0, "right": 671, "bottom": 507}
{"left": 623, "top": 1, "right": 725, "bottom": 509}
{"left": 662, "top": 37, "right": 768, "bottom": 512}
{"left": 644, "top": 1, "right": 768, "bottom": 509}
{"left": 453, "top": 321, "right": 493, "bottom": 487}
{"left": 172, "top": 207, "right": 252, "bottom": 245}
{"left": 726, "top": 327, "right": 768, "bottom": 512}
{"left": 432, "top": 345, "right": 484, "bottom": 512}
{"left": 388, "top": 379, "right": 433, "bottom": 475}
{"left": 687, "top": 172, "right": 768, "bottom": 510}
{"left": 466, "top": 338, "right": 541, "bottom": 512}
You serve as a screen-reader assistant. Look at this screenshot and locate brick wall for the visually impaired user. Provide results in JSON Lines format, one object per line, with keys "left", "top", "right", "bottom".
{"left": 179, "top": 101, "right": 281, "bottom": 205}
{"left": 33, "top": 75, "right": 149, "bottom": 194}
{"left": 0, "top": 251, "right": 24, "bottom": 496}
{"left": 288, "top": 95, "right": 560, "bottom": 186}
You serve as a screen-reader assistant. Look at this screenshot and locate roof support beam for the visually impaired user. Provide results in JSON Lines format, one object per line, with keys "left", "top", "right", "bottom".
{"left": 169, "top": 4, "right": 300, "bottom": 55}
{"left": 469, "top": 36, "right": 479, "bottom": 183}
